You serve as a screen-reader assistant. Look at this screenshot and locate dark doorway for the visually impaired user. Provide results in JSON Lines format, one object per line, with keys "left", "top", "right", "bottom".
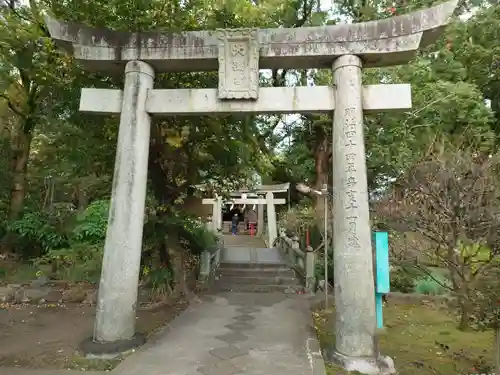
{"left": 222, "top": 205, "right": 244, "bottom": 221}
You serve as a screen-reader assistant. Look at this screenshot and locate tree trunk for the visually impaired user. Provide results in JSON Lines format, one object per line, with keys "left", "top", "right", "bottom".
{"left": 456, "top": 274, "right": 473, "bottom": 331}
{"left": 495, "top": 327, "right": 500, "bottom": 375}
{"left": 448, "top": 250, "right": 474, "bottom": 331}
{"left": 8, "top": 129, "right": 32, "bottom": 221}
{"left": 458, "top": 296, "right": 472, "bottom": 331}
{"left": 72, "top": 184, "right": 89, "bottom": 211}
{"left": 314, "top": 132, "right": 329, "bottom": 233}
{"left": 314, "top": 146, "right": 328, "bottom": 217}
{"left": 167, "top": 227, "right": 196, "bottom": 298}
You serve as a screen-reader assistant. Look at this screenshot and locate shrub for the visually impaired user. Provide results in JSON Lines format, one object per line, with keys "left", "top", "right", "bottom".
{"left": 175, "top": 214, "right": 218, "bottom": 254}
{"left": 142, "top": 265, "right": 173, "bottom": 300}
{"left": 414, "top": 270, "right": 451, "bottom": 295}
{"left": 35, "top": 243, "right": 104, "bottom": 282}
{"left": 7, "top": 211, "right": 68, "bottom": 258}
{"left": 390, "top": 267, "right": 419, "bottom": 293}
{"left": 315, "top": 246, "right": 334, "bottom": 286}
{"left": 34, "top": 200, "right": 109, "bottom": 281}
{"left": 71, "top": 200, "right": 109, "bottom": 243}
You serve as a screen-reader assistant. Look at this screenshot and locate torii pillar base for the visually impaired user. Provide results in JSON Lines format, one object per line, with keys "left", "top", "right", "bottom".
{"left": 325, "top": 350, "right": 396, "bottom": 375}
{"left": 80, "top": 333, "right": 146, "bottom": 359}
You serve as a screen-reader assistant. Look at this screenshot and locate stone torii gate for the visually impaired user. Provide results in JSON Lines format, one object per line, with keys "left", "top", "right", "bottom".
{"left": 202, "top": 196, "right": 284, "bottom": 240}
{"left": 202, "top": 184, "right": 288, "bottom": 246}
{"left": 46, "top": 1, "right": 457, "bottom": 372}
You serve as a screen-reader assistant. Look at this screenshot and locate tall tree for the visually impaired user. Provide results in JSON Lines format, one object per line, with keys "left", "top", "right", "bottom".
{"left": 0, "top": 0, "right": 75, "bottom": 222}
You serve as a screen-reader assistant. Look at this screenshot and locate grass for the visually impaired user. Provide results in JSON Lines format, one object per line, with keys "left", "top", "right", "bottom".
{"left": 413, "top": 267, "right": 452, "bottom": 295}
{"left": 68, "top": 356, "right": 122, "bottom": 371}
{"left": 0, "top": 263, "right": 39, "bottom": 284}
{"left": 314, "top": 301, "right": 494, "bottom": 375}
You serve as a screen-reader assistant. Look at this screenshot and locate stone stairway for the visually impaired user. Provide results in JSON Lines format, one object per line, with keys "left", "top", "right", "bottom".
{"left": 222, "top": 234, "right": 267, "bottom": 248}
{"left": 215, "top": 235, "right": 303, "bottom": 293}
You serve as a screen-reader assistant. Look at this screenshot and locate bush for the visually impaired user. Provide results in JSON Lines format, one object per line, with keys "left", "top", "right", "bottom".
{"left": 390, "top": 267, "right": 419, "bottom": 293}
{"left": 414, "top": 270, "right": 451, "bottom": 295}
{"left": 175, "top": 214, "right": 218, "bottom": 254}
{"left": 142, "top": 265, "right": 174, "bottom": 300}
{"left": 34, "top": 200, "right": 109, "bottom": 281}
{"left": 71, "top": 200, "right": 109, "bottom": 243}
{"left": 35, "top": 243, "right": 104, "bottom": 282}
{"left": 315, "top": 246, "right": 334, "bottom": 286}
{"left": 183, "top": 225, "right": 218, "bottom": 254}
{"left": 7, "top": 211, "right": 68, "bottom": 258}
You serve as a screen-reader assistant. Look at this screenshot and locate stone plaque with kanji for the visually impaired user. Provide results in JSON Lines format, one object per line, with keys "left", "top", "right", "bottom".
{"left": 217, "top": 29, "right": 259, "bottom": 100}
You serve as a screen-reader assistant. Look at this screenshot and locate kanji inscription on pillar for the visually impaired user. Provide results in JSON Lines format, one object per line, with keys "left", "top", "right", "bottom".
{"left": 217, "top": 29, "right": 259, "bottom": 100}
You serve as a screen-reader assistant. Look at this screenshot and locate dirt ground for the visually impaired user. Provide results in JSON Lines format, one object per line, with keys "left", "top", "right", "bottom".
{"left": 0, "top": 300, "right": 188, "bottom": 371}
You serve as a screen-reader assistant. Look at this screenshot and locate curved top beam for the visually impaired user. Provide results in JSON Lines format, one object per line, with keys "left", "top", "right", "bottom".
{"left": 237, "top": 183, "right": 291, "bottom": 194}
{"left": 45, "top": 0, "right": 457, "bottom": 73}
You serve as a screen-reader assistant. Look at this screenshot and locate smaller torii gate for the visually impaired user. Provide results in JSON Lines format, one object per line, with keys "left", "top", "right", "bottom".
{"left": 203, "top": 191, "right": 285, "bottom": 246}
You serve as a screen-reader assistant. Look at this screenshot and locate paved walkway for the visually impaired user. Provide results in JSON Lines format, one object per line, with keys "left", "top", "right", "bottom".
{"left": 221, "top": 234, "right": 281, "bottom": 265}
{"left": 220, "top": 246, "right": 283, "bottom": 264}
{"left": 114, "top": 292, "right": 325, "bottom": 375}
{"left": 3, "top": 370, "right": 103, "bottom": 375}
{"left": 222, "top": 234, "right": 267, "bottom": 248}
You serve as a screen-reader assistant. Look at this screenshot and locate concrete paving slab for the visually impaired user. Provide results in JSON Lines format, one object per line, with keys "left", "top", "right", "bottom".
{"left": 220, "top": 246, "right": 286, "bottom": 265}
{"left": 254, "top": 248, "right": 283, "bottom": 263}
{"left": 2, "top": 369, "right": 104, "bottom": 375}
{"left": 113, "top": 292, "right": 326, "bottom": 375}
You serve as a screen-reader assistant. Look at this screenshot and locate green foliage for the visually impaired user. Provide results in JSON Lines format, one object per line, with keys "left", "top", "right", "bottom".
{"left": 7, "top": 211, "right": 67, "bottom": 257}
{"left": 183, "top": 225, "right": 218, "bottom": 254}
{"left": 412, "top": 268, "right": 451, "bottom": 296}
{"left": 142, "top": 265, "right": 174, "bottom": 299}
{"left": 473, "top": 269, "right": 500, "bottom": 330}
{"left": 390, "top": 267, "right": 420, "bottom": 293}
{"left": 414, "top": 277, "right": 448, "bottom": 296}
{"left": 5, "top": 200, "right": 109, "bottom": 263}
{"left": 71, "top": 200, "right": 109, "bottom": 243}
{"left": 174, "top": 214, "right": 218, "bottom": 255}
{"left": 390, "top": 266, "right": 451, "bottom": 295}
{"left": 36, "top": 242, "right": 103, "bottom": 282}
{"left": 31, "top": 201, "right": 110, "bottom": 281}
{"left": 315, "top": 246, "right": 333, "bottom": 285}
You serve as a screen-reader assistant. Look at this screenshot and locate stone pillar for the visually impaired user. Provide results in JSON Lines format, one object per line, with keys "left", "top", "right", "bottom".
{"left": 257, "top": 202, "right": 264, "bottom": 236}
{"left": 211, "top": 200, "right": 219, "bottom": 232}
{"left": 305, "top": 247, "right": 316, "bottom": 293}
{"left": 266, "top": 192, "right": 277, "bottom": 247}
{"left": 216, "top": 197, "right": 223, "bottom": 232}
{"left": 330, "top": 55, "right": 380, "bottom": 371}
{"left": 92, "top": 61, "right": 154, "bottom": 349}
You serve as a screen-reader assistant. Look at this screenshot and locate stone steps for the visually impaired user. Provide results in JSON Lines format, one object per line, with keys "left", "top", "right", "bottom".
{"left": 217, "top": 274, "right": 298, "bottom": 286}
{"left": 218, "top": 261, "right": 289, "bottom": 270}
{"left": 214, "top": 261, "right": 303, "bottom": 293}
{"left": 217, "top": 267, "right": 296, "bottom": 279}
{"left": 222, "top": 234, "right": 267, "bottom": 248}
{"left": 214, "top": 282, "right": 302, "bottom": 293}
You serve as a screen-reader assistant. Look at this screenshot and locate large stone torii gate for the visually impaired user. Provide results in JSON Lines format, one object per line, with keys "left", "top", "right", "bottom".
{"left": 46, "top": 1, "right": 456, "bottom": 372}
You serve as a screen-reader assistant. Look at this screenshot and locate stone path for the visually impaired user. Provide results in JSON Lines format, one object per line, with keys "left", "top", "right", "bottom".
{"left": 114, "top": 292, "right": 326, "bottom": 375}
{"left": 220, "top": 246, "right": 283, "bottom": 264}
{"left": 222, "top": 234, "right": 267, "bottom": 248}
{"left": 2, "top": 370, "right": 103, "bottom": 375}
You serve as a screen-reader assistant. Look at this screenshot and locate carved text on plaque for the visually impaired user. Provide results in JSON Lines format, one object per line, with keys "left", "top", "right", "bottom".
{"left": 217, "top": 29, "right": 259, "bottom": 100}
